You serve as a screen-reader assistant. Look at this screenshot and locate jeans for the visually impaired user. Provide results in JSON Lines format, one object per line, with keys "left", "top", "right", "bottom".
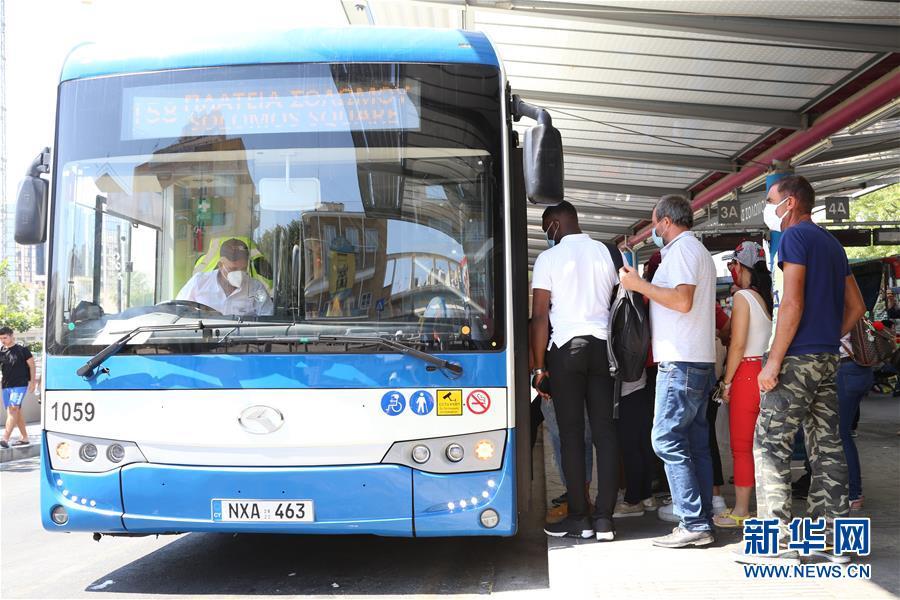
{"left": 541, "top": 398, "right": 592, "bottom": 488}
{"left": 707, "top": 399, "right": 724, "bottom": 488}
{"left": 837, "top": 360, "right": 873, "bottom": 500}
{"left": 547, "top": 336, "right": 618, "bottom": 522}
{"left": 651, "top": 361, "right": 715, "bottom": 532}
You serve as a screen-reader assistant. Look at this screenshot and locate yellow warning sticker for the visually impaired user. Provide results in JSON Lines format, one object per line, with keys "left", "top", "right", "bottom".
{"left": 436, "top": 389, "right": 463, "bottom": 416}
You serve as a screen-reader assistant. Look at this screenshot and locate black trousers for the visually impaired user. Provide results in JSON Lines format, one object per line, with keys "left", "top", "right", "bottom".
{"left": 547, "top": 335, "right": 618, "bottom": 522}
{"left": 530, "top": 395, "right": 544, "bottom": 450}
{"left": 617, "top": 375, "right": 655, "bottom": 505}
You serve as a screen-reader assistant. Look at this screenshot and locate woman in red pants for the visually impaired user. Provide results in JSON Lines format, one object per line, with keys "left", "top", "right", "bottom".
{"left": 714, "top": 242, "right": 772, "bottom": 528}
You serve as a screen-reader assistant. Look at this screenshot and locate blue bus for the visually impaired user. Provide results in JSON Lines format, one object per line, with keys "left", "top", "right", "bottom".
{"left": 15, "top": 27, "right": 563, "bottom": 537}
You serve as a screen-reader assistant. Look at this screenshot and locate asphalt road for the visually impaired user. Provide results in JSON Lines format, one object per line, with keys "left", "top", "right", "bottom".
{"left": 1, "top": 454, "right": 549, "bottom": 599}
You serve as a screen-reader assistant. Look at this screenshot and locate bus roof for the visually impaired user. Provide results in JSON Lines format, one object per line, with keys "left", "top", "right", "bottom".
{"left": 60, "top": 27, "right": 499, "bottom": 82}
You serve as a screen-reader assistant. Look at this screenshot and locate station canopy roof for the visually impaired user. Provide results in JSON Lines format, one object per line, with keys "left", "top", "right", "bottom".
{"left": 341, "top": 1, "right": 900, "bottom": 265}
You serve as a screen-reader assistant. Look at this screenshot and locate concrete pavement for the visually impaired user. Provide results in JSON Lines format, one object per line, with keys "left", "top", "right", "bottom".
{"left": 543, "top": 392, "right": 900, "bottom": 599}
{"left": 0, "top": 422, "right": 41, "bottom": 463}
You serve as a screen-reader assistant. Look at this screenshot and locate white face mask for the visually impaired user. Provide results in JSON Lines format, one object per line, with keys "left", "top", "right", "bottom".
{"left": 225, "top": 269, "right": 246, "bottom": 288}
{"left": 763, "top": 196, "right": 791, "bottom": 232}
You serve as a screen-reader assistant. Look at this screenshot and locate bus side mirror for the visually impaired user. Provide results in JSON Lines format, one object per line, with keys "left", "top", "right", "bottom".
{"left": 15, "top": 147, "right": 51, "bottom": 245}
{"left": 513, "top": 96, "right": 564, "bottom": 204}
{"left": 522, "top": 120, "right": 564, "bottom": 204}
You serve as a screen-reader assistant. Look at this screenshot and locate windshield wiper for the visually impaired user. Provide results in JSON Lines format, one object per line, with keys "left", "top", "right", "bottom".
{"left": 76, "top": 321, "right": 296, "bottom": 378}
{"left": 317, "top": 334, "right": 463, "bottom": 376}
{"left": 76, "top": 324, "right": 464, "bottom": 379}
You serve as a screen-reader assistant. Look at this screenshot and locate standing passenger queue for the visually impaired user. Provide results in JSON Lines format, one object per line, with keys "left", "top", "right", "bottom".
{"left": 531, "top": 175, "right": 877, "bottom": 564}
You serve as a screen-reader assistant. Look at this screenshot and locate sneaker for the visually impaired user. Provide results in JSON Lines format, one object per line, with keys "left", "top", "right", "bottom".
{"left": 657, "top": 501, "right": 679, "bottom": 523}
{"left": 809, "top": 546, "right": 852, "bottom": 564}
{"left": 613, "top": 501, "right": 645, "bottom": 518}
{"left": 850, "top": 430, "right": 858, "bottom": 438}
{"left": 652, "top": 526, "right": 715, "bottom": 548}
{"left": 593, "top": 518, "right": 616, "bottom": 542}
{"left": 712, "top": 495, "right": 727, "bottom": 515}
{"left": 544, "top": 516, "right": 594, "bottom": 539}
{"left": 733, "top": 547, "right": 800, "bottom": 565}
{"left": 551, "top": 492, "right": 568, "bottom": 508}
{"left": 642, "top": 497, "right": 659, "bottom": 512}
{"left": 849, "top": 496, "right": 864, "bottom": 511}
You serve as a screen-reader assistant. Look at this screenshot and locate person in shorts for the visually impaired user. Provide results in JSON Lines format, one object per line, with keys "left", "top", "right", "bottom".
{"left": 1, "top": 327, "right": 35, "bottom": 448}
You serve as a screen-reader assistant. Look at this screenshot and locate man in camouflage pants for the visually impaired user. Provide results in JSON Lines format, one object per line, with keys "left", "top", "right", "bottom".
{"left": 740, "top": 176, "right": 865, "bottom": 565}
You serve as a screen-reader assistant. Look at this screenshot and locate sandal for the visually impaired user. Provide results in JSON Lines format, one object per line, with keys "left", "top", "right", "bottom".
{"left": 713, "top": 511, "right": 750, "bottom": 528}
{"left": 0, "top": 439, "right": 8, "bottom": 449}
{"left": 13, "top": 440, "right": 30, "bottom": 446}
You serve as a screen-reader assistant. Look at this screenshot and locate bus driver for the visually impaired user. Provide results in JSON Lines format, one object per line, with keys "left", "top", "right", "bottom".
{"left": 176, "top": 238, "right": 274, "bottom": 317}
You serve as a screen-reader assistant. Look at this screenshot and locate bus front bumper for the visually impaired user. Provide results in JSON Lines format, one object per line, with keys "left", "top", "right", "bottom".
{"left": 40, "top": 430, "right": 517, "bottom": 537}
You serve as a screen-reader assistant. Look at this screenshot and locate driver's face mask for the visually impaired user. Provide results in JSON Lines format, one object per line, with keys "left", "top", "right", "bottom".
{"left": 220, "top": 260, "right": 248, "bottom": 288}
{"left": 225, "top": 269, "right": 246, "bottom": 287}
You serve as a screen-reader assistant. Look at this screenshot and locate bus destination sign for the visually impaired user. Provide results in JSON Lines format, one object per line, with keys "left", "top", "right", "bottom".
{"left": 122, "top": 77, "right": 421, "bottom": 140}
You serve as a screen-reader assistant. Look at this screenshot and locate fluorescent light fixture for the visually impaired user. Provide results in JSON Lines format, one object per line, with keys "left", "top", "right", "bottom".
{"left": 875, "top": 229, "right": 900, "bottom": 245}
{"left": 791, "top": 139, "right": 833, "bottom": 166}
{"left": 741, "top": 173, "right": 768, "bottom": 193}
{"left": 847, "top": 98, "right": 900, "bottom": 135}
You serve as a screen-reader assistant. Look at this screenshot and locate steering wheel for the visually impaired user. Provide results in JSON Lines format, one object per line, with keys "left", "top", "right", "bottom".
{"left": 155, "top": 299, "right": 222, "bottom": 315}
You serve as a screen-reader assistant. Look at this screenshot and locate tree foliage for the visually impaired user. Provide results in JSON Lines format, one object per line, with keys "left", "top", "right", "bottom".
{"left": 0, "top": 259, "right": 44, "bottom": 335}
{"left": 845, "top": 183, "right": 900, "bottom": 261}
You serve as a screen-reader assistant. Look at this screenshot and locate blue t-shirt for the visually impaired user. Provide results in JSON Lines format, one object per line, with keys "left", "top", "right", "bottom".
{"left": 771, "top": 220, "right": 850, "bottom": 356}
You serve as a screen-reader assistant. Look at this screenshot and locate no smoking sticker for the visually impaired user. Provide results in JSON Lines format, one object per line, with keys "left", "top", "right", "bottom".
{"left": 466, "top": 390, "right": 491, "bottom": 414}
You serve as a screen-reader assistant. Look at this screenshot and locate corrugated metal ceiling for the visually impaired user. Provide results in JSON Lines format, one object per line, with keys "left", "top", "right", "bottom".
{"left": 340, "top": 0, "right": 900, "bottom": 263}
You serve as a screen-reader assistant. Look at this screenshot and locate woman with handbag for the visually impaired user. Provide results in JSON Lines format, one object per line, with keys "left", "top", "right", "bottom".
{"left": 837, "top": 334, "right": 873, "bottom": 511}
{"left": 713, "top": 242, "right": 773, "bottom": 528}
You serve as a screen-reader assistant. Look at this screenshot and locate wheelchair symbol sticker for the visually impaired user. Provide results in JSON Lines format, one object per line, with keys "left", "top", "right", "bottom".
{"left": 381, "top": 391, "right": 406, "bottom": 416}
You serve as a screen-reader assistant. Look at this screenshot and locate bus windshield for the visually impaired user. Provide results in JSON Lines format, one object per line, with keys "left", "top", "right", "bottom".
{"left": 47, "top": 63, "right": 504, "bottom": 355}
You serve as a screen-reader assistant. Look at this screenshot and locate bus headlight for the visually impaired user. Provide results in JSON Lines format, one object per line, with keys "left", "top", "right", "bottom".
{"left": 78, "top": 443, "right": 98, "bottom": 462}
{"left": 474, "top": 439, "right": 495, "bottom": 461}
{"left": 411, "top": 445, "right": 431, "bottom": 464}
{"left": 55, "top": 441, "right": 71, "bottom": 460}
{"left": 106, "top": 444, "right": 126, "bottom": 463}
{"left": 480, "top": 508, "right": 500, "bottom": 528}
{"left": 47, "top": 432, "right": 146, "bottom": 473}
{"left": 445, "top": 443, "right": 465, "bottom": 462}
{"left": 382, "top": 430, "right": 505, "bottom": 473}
{"left": 50, "top": 505, "right": 69, "bottom": 525}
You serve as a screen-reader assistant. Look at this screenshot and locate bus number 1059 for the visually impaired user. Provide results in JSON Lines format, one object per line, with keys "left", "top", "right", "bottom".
{"left": 50, "top": 402, "right": 95, "bottom": 422}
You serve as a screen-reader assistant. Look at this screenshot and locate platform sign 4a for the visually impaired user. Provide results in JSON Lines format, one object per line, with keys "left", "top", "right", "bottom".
{"left": 826, "top": 196, "right": 850, "bottom": 222}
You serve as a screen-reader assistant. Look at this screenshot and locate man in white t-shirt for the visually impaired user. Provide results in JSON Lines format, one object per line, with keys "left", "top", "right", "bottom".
{"left": 619, "top": 194, "right": 717, "bottom": 549}
{"left": 177, "top": 238, "right": 274, "bottom": 317}
{"left": 530, "top": 200, "right": 620, "bottom": 542}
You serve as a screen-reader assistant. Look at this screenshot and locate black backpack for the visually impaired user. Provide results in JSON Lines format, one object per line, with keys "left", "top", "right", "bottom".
{"left": 602, "top": 243, "right": 652, "bottom": 417}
